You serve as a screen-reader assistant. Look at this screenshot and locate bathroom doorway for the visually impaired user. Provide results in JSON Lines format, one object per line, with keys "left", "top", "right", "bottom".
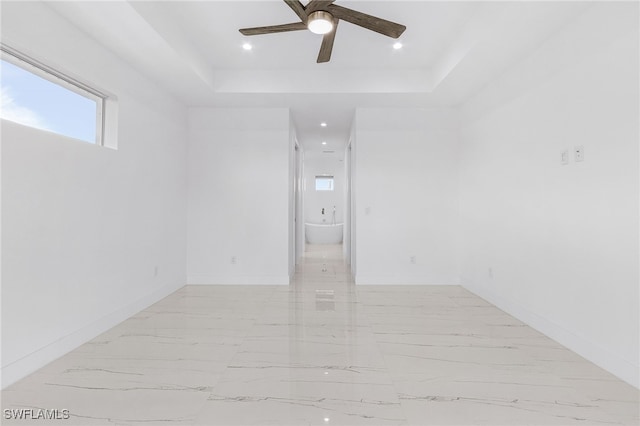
{"left": 299, "top": 145, "right": 351, "bottom": 265}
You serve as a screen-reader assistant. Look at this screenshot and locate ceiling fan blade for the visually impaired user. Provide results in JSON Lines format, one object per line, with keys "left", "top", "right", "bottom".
{"left": 284, "top": 0, "right": 307, "bottom": 21}
{"left": 317, "top": 20, "right": 338, "bottom": 63}
{"left": 327, "top": 4, "right": 406, "bottom": 39}
{"left": 239, "top": 22, "right": 308, "bottom": 36}
{"left": 306, "top": 1, "right": 336, "bottom": 14}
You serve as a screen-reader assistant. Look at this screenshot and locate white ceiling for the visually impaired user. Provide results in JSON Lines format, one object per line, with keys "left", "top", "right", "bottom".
{"left": 45, "top": 0, "right": 591, "bottom": 153}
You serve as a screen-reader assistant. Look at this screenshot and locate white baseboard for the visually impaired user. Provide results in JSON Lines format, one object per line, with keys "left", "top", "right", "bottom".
{"left": 187, "top": 275, "right": 289, "bottom": 285}
{"left": 1, "top": 281, "right": 184, "bottom": 389}
{"left": 355, "top": 276, "right": 459, "bottom": 285}
{"left": 463, "top": 280, "right": 639, "bottom": 389}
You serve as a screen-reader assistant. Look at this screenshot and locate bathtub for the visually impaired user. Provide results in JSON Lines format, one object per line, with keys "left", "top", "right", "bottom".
{"left": 305, "top": 223, "right": 344, "bottom": 244}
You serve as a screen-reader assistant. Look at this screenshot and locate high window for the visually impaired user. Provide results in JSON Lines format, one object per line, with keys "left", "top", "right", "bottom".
{"left": 1, "top": 45, "right": 106, "bottom": 145}
{"left": 315, "top": 176, "right": 334, "bottom": 191}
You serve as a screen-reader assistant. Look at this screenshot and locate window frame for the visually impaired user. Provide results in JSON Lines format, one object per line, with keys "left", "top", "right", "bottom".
{"left": 315, "top": 175, "right": 335, "bottom": 191}
{"left": 1, "top": 43, "right": 107, "bottom": 146}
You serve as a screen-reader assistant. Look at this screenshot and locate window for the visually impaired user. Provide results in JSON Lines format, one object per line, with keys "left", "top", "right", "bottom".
{"left": 0, "top": 45, "right": 106, "bottom": 145}
{"left": 315, "top": 176, "right": 334, "bottom": 191}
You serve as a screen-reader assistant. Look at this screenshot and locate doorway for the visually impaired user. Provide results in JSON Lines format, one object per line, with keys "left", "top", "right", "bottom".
{"left": 294, "top": 143, "right": 352, "bottom": 270}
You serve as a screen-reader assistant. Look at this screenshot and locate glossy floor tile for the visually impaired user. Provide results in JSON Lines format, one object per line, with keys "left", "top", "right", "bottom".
{"left": 2, "top": 245, "right": 638, "bottom": 425}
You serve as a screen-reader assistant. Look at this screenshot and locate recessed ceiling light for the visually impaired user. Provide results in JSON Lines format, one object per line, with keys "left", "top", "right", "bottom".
{"left": 321, "top": 122, "right": 327, "bottom": 127}
{"left": 322, "top": 141, "right": 327, "bottom": 145}
{"left": 393, "top": 42, "right": 403, "bottom": 50}
{"left": 324, "top": 418, "right": 330, "bottom": 423}
{"left": 242, "top": 43, "right": 253, "bottom": 51}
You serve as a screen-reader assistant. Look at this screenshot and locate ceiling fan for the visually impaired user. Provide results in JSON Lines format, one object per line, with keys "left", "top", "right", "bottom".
{"left": 239, "top": 0, "right": 406, "bottom": 63}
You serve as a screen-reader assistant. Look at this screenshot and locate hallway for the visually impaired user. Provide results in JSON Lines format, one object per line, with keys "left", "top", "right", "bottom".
{"left": 2, "top": 245, "right": 638, "bottom": 425}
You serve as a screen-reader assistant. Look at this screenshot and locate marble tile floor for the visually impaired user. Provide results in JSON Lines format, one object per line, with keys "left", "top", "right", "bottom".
{"left": 2, "top": 244, "right": 638, "bottom": 425}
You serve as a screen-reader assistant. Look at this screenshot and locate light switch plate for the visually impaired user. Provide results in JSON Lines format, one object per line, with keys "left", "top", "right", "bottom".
{"left": 561, "top": 149, "right": 569, "bottom": 165}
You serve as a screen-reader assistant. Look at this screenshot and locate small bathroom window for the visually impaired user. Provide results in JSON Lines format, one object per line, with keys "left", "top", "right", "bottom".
{"left": 315, "top": 176, "right": 334, "bottom": 191}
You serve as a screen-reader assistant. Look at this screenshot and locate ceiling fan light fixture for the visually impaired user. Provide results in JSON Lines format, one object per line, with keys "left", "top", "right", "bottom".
{"left": 238, "top": 1, "right": 407, "bottom": 63}
{"left": 307, "top": 11, "right": 334, "bottom": 35}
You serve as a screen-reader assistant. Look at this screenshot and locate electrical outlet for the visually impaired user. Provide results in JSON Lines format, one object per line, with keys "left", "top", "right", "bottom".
{"left": 231, "top": 256, "right": 237, "bottom": 265}
{"left": 561, "top": 149, "right": 569, "bottom": 165}
{"left": 410, "top": 256, "right": 417, "bottom": 264}
{"left": 574, "top": 146, "right": 584, "bottom": 162}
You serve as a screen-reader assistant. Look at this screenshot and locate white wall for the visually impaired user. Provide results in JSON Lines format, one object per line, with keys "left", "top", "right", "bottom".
{"left": 187, "top": 108, "right": 290, "bottom": 285}
{"left": 1, "top": 2, "right": 188, "bottom": 388}
{"left": 354, "top": 108, "right": 460, "bottom": 285}
{"left": 304, "top": 152, "right": 345, "bottom": 227}
{"left": 458, "top": 2, "right": 639, "bottom": 387}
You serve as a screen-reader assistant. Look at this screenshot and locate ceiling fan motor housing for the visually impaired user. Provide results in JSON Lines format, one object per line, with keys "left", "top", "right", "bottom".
{"left": 307, "top": 11, "right": 334, "bottom": 35}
